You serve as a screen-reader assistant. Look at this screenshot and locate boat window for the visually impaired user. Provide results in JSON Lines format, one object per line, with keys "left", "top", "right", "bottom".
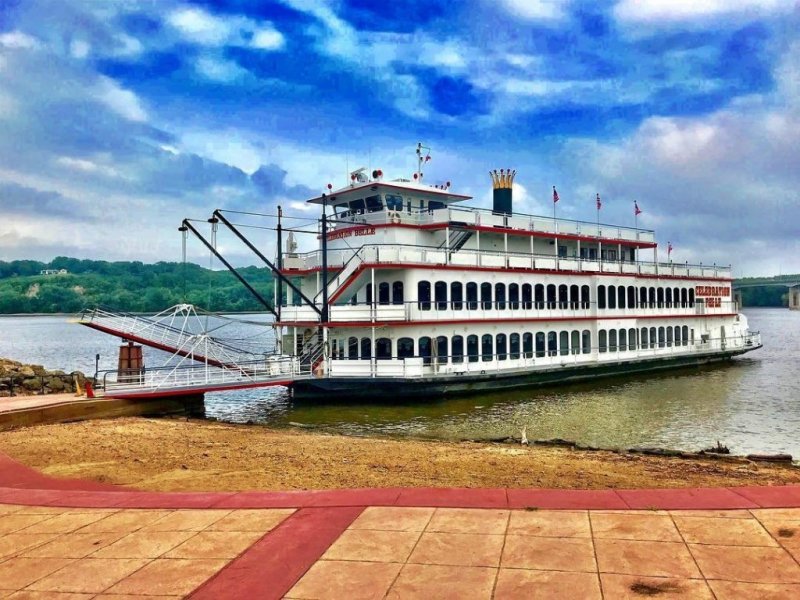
{"left": 665, "top": 288, "right": 673, "bottom": 308}
{"left": 648, "top": 287, "right": 656, "bottom": 308}
{"left": 451, "top": 282, "right": 463, "bottom": 310}
{"left": 496, "top": 334, "right": 507, "bottom": 361}
{"left": 361, "top": 337, "right": 371, "bottom": 360}
{"left": 378, "top": 282, "right": 390, "bottom": 305}
{"left": 657, "top": 288, "right": 664, "bottom": 308}
{"left": 581, "top": 330, "right": 591, "bottom": 354}
{"left": 547, "top": 284, "right": 556, "bottom": 309}
{"left": 348, "top": 336, "right": 358, "bottom": 360}
{"left": 599, "top": 330, "right": 607, "bottom": 353}
{"left": 535, "top": 284, "right": 545, "bottom": 309}
{"left": 452, "top": 335, "right": 464, "bottom": 364}
{"left": 334, "top": 203, "right": 350, "bottom": 219}
{"left": 436, "top": 336, "right": 448, "bottom": 363}
{"left": 535, "top": 332, "right": 546, "bottom": 357}
{"left": 609, "top": 329, "right": 618, "bottom": 352}
{"left": 419, "top": 336, "right": 432, "bottom": 364}
{"left": 570, "top": 285, "right": 579, "bottom": 310}
{"left": 571, "top": 330, "right": 580, "bottom": 355}
{"left": 683, "top": 326, "right": 689, "bottom": 345}
{"left": 481, "top": 283, "right": 492, "bottom": 310}
{"left": 376, "top": 337, "right": 391, "bottom": 359}
{"left": 365, "top": 195, "right": 382, "bottom": 213}
{"left": 619, "top": 329, "right": 627, "bottom": 351}
{"left": 649, "top": 327, "right": 657, "bottom": 349}
{"left": 510, "top": 333, "right": 520, "bottom": 359}
{"left": 467, "top": 335, "right": 479, "bottom": 362}
{"left": 608, "top": 285, "right": 617, "bottom": 309}
{"left": 495, "top": 283, "right": 506, "bottom": 310}
{"left": 398, "top": 337, "right": 414, "bottom": 359}
{"left": 428, "top": 200, "right": 445, "bottom": 211}
{"left": 466, "top": 282, "right": 478, "bottom": 310}
{"left": 581, "top": 285, "right": 591, "bottom": 309}
{"left": 628, "top": 286, "right": 636, "bottom": 309}
{"left": 558, "top": 284, "right": 568, "bottom": 309}
{"left": 598, "top": 285, "right": 606, "bottom": 310}
{"left": 558, "top": 245, "right": 567, "bottom": 258}
{"left": 674, "top": 326, "right": 681, "bottom": 345}
{"left": 547, "top": 331, "right": 557, "bottom": 356}
{"left": 681, "top": 288, "right": 688, "bottom": 308}
{"left": 641, "top": 327, "right": 649, "bottom": 349}
{"left": 509, "top": 284, "right": 520, "bottom": 310}
{"left": 366, "top": 283, "right": 373, "bottom": 305}
{"left": 618, "top": 286, "right": 626, "bottom": 309}
{"left": 658, "top": 326, "right": 666, "bottom": 348}
{"left": 688, "top": 289, "right": 695, "bottom": 307}
{"left": 418, "top": 281, "right": 431, "bottom": 311}
{"left": 481, "top": 334, "right": 493, "bottom": 362}
{"left": 674, "top": 288, "right": 680, "bottom": 308}
{"left": 559, "top": 331, "right": 569, "bottom": 356}
{"left": 348, "top": 198, "right": 366, "bottom": 215}
{"left": 640, "top": 287, "right": 648, "bottom": 308}
{"left": 435, "top": 281, "right": 448, "bottom": 310}
{"left": 522, "top": 284, "right": 532, "bottom": 310}
{"left": 392, "top": 281, "right": 404, "bottom": 305}
{"left": 628, "top": 328, "right": 637, "bottom": 350}
{"left": 523, "top": 333, "right": 533, "bottom": 358}
{"left": 385, "top": 194, "right": 403, "bottom": 211}
{"left": 666, "top": 327, "right": 673, "bottom": 347}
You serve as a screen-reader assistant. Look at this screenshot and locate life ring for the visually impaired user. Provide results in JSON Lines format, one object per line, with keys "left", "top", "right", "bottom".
{"left": 390, "top": 211, "right": 402, "bottom": 225}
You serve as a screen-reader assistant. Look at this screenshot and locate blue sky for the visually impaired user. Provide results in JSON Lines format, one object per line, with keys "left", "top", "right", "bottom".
{"left": 0, "top": 0, "right": 798, "bottom": 275}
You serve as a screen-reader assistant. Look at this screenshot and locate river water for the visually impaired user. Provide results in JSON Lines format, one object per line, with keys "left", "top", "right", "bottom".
{"left": 1, "top": 309, "right": 798, "bottom": 456}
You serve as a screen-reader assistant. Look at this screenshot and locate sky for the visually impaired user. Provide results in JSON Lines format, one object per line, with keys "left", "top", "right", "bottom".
{"left": 0, "top": 0, "right": 799, "bottom": 276}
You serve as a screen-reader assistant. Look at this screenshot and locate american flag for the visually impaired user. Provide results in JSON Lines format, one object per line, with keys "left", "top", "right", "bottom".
{"left": 553, "top": 186, "right": 559, "bottom": 204}
{"left": 634, "top": 201, "right": 642, "bottom": 216}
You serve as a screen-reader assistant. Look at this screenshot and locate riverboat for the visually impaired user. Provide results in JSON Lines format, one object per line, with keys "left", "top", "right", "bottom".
{"left": 274, "top": 148, "right": 762, "bottom": 400}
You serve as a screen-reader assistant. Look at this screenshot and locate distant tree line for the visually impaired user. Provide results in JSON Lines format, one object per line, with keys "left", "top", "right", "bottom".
{"left": 0, "top": 257, "right": 275, "bottom": 314}
{"left": 736, "top": 274, "right": 799, "bottom": 307}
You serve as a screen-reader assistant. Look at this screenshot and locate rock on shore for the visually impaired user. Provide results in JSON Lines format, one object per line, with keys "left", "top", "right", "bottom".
{"left": 0, "top": 358, "right": 86, "bottom": 397}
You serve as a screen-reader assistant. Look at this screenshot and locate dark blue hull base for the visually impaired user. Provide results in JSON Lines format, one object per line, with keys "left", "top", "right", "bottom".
{"left": 290, "top": 347, "right": 758, "bottom": 401}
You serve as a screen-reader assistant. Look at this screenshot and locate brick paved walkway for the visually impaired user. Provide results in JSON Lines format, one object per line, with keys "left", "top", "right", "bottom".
{"left": 1, "top": 451, "right": 800, "bottom": 598}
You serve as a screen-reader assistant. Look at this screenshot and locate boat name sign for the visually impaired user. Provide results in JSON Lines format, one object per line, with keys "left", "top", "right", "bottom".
{"left": 327, "top": 226, "right": 376, "bottom": 241}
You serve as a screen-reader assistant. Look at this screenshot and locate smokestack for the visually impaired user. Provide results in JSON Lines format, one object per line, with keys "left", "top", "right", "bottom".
{"left": 490, "top": 169, "right": 515, "bottom": 215}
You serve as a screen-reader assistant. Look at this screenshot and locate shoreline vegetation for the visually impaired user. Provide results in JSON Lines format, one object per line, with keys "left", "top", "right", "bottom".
{"left": 0, "top": 418, "right": 798, "bottom": 492}
{"left": 0, "top": 257, "right": 796, "bottom": 314}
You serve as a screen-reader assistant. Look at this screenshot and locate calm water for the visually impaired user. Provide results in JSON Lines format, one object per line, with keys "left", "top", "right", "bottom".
{"left": 1, "top": 309, "right": 798, "bottom": 456}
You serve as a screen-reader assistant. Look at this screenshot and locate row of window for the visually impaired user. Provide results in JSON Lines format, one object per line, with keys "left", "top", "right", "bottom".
{"left": 331, "top": 325, "right": 694, "bottom": 363}
{"left": 351, "top": 281, "right": 713, "bottom": 311}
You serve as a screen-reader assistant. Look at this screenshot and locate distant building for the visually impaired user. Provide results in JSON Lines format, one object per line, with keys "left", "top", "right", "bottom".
{"left": 40, "top": 269, "right": 68, "bottom": 276}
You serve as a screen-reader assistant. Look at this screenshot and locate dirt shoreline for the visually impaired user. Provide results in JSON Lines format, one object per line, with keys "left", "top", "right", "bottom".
{"left": 1, "top": 417, "right": 799, "bottom": 493}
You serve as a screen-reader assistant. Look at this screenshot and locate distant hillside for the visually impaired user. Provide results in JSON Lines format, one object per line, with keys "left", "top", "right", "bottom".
{"left": 735, "top": 274, "right": 799, "bottom": 307}
{"left": 0, "top": 257, "right": 274, "bottom": 314}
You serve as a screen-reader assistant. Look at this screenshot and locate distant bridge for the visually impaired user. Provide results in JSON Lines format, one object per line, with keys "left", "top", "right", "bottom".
{"left": 732, "top": 280, "right": 800, "bottom": 310}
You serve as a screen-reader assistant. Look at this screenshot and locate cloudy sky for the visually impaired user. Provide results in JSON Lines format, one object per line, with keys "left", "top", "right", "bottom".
{"left": 1, "top": 0, "right": 798, "bottom": 276}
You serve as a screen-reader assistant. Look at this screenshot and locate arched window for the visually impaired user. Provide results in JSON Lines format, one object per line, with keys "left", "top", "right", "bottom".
{"left": 496, "top": 334, "right": 507, "bottom": 360}
{"left": 648, "top": 287, "right": 656, "bottom": 308}
{"left": 509, "top": 284, "right": 520, "bottom": 310}
{"left": 435, "top": 281, "right": 447, "bottom": 310}
{"left": 522, "top": 284, "right": 533, "bottom": 310}
{"left": 466, "top": 282, "right": 478, "bottom": 310}
{"left": 510, "top": 333, "right": 521, "bottom": 359}
{"left": 619, "top": 328, "right": 627, "bottom": 351}
{"left": 558, "top": 284, "right": 568, "bottom": 309}
{"left": 535, "top": 332, "right": 546, "bottom": 357}
{"left": 570, "top": 284, "right": 579, "bottom": 310}
{"left": 392, "top": 281, "right": 404, "bottom": 305}
{"left": 649, "top": 327, "right": 657, "bottom": 349}
{"left": 418, "top": 336, "right": 432, "bottom": 364}
{"left": 397, "top": 337, "right": 414, "bottom": 359}
{"left": 599, "top": 330, "right": 608, "bottom": 353}
{"left": 658, "top": 326, "right": 665, "bottom": 348}
{"left": 559, "top": 330, "right": 569, "bottom": 355}
{"left": 657, "top": 288, "right": 664, "bottom": 308}
{"left": 617, "top": 285, "right": 626, "bottom": 309}
{"left": 608, "top": 285, "right": 617, "bottom": 309}
{"left": 450, "top": 282, "right": 463, "bottom": 310}
{"left": 366, "top": 283, "right": 373, "bottom": 305}
{"left": 641, "top": 327, "right": 649, "bottom": 349}
{"left": 348, "top": 336, "right": 359, "bottom": 359}
{"left": 481, "top": 283, "right": 492, "bottom": 310}
{"left": 436, "top": 336, "right": 448, "bottom": 363}
{"left": 378, "top": 282, "right": 390, "bottom": 305}
{"left": 376, "top": 338, "right": 391, "bottom": 359}
{"left": 360, "top": 337, "right": 371, "bottom": 359}
{"left": 467, "top": 335, "right": 479, "bottom": 362}
{"left": 547, "top": 331, "right": 557, "bottom": 356}
{"left": 523, "top": 333, "right": 533, "bottom": 358}
{"left": 495, "top": 283, "right": 506, "bottom": 310}
{"left": 665, "top": 288, "right": 672, "bottom": 308}
{"left": 609, "top": 329, "right": 618, "bottom": 352}
{"left": 681, "top": 288, "right": 688, "bottom": 308}
{"left": 452, "top": 335, "right": 464, "bottom": 363}
{"left": 581, "top": 285, "right": 591, "bottom": 309}
{"left": 481, "top": 334, "right": 493, "bottom": 361}
{"left": 582, "top": 330, "right": 591, "bottom": 354}
{"left": 640, "top": 286, "right": 648, "bottom": 308}
{"left": 418, "top": 281, "right": 431, "bottom": 311}
{"left": 547, "top": 284, "right": 556, "bottom": 309}
{"left": 628, "top": 286, "right": 636, "bottom": 309}
{"left": 535, "top": 284, "right": 545, "bottom": 309}
{"left": 666, "top": 327, "right": 673, "bottom": 347}
{"left": 571, "top": 330, "right": 580, "bottom": 355}
{"left": 682, "top": 325, "right": 689, "bottom": 345}
{"left": 673, "top": 288, "right": 680, "bottom": 308}
{"left": 674, "top": 326, "right": 681, "bottom": 346}
{"left": 688, "top": 288, "right": 695, "bottom": 307}
{"left": 598, "top": 285, "right": 607, "bottom": 310}
{"left": 628, "top": 328, "right": 637, "bottom": 351}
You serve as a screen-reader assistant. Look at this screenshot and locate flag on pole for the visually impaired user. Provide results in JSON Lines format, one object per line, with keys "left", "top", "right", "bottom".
{"left": 668, "top": 242, "right": 673, "bottom": 257}
{"left": 553, "top": 186, "right": 559, "bottom": 204}
{"left": 596, "top": 193, "right": 601, "bottom": 210}
{"left": 634, "top": 200, "right": 642, "bottom": 216}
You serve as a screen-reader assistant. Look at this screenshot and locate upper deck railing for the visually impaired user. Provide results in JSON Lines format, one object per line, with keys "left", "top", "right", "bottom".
{"left": 328, "top": 205, "right": 657, "bottom": 245}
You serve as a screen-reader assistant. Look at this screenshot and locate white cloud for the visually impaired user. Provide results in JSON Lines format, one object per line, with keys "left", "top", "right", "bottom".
{"left": 195, "top": 56, "right": 250, "bottom": 83}
{"left": 95, "top": 76, "right": 148, "bottom": 122}
{"left": 166, "top": 6, "right": 285, "bottom": 50}
{"left": 56, "top": 156, "right": 120, "bottom": 178}
{"left": 69, "top": 38, "right": 90, "bottom": 59}
{"left": 614, "top": 0, "right": 792, "bottom": 23}
{"left": 251, "top": 28, "right": 285, "bottom": 50}
{"left": 0, "top": 30, "right": 40, "bottom": 49}
{"left": 497, "top": 0, "right": 571, "bottom": 21}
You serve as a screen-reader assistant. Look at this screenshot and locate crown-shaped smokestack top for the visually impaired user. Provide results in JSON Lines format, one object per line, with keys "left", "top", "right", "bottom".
{"left": 490, "top": 169, "right": 516, "bottom": 190}
{"left": 490, "top": 169, "right": 515, "bottom": 215}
